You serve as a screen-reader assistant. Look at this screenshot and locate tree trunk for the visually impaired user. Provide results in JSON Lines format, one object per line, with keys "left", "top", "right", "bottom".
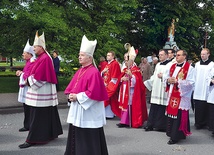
{"left": 10, "top": 57, "right": 13, "bottom": 67}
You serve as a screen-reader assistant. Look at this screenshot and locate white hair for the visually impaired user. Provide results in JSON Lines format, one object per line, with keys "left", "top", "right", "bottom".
{"left": 153, "top": 57, "right": 158, "bottom": 60}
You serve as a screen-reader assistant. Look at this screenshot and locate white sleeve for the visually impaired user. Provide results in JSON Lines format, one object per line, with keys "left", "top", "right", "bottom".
{"left": 28, "top": 75, "right": 46, "bottom": 90}
{"left": 207, "top": 67, "right": 214, "bottom": 86}
{"left": 76, "top": 92, "right": 96, "bottom": 110}
{"left": 110, "top": 78, "right": 118, "bottom": 84}
{"left": 130, "top": 75, "right": 136, "bottom": 88}
{"left": 19, "top": 73, "right": 25, "bottom": 85}
{"left": 144, "top": 75, "right": 154, "bottom": 91}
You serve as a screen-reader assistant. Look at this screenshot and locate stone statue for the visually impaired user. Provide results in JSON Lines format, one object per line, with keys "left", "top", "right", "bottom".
{"left": 168, "top": 19, "right": 175, "bottom": 42}
{"left": 163, "top": 18, "right": 179, "bottom": 50}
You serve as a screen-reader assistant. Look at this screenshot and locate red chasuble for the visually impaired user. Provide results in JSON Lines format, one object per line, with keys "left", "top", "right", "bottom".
{"left": 103, "top": 60, "right": 121, "bottom": 117}
{"left": 98, "top": 61, "right": 108, "bottom": 72}
{"left": 118, "top": 66, "right": 148, "bottom": 128}
{"left": 166, "top": 62, "right": 190, "bottom": 118}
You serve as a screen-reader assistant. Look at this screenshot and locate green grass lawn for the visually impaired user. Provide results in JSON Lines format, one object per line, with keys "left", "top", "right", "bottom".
{"left": 0, "top": 69, "right": 17, "bottom": 77}
{"left": 0, "top": 61, "right": 25, "bottom": 67}
{"left": 0, "top": 77, "right": 19, "bottom": 93}
{"left": 0, "top": 61, "right": 72, "bottom": 93}
{"left": 0, "top": 76, "right": 71, "bottom": 93}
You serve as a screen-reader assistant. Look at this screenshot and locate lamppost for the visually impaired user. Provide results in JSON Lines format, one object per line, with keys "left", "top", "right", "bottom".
{"left": 203, "top": 21, "right": 212, "bottom": 48}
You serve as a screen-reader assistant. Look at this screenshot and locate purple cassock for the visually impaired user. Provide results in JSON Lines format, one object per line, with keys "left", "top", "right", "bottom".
{"left": 30, "top": 52, "right": 57, "bottom": 84}
{"left": 65, "top": 64, "right": 108, "bottom": 101}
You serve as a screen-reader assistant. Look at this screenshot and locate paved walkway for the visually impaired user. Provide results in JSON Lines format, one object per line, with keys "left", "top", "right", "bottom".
{"left": 0, "top": 91, "right": 68, "bottom": 114}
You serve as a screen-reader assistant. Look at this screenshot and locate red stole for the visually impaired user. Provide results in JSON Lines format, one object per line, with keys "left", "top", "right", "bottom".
{"left": 118, "top": 68, "right": 132, "bottom": 110}
{"left": 166, "top": 62, "right": 190, "bottom": 117}
{"left": 119, "top": 66, "right": 148, "bottom": 128}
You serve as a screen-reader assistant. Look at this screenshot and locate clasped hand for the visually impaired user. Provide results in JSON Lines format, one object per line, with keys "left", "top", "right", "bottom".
{"left": 157, "top": 73, "right": 162, "bottom": 79}
{"left": 121, "top": 76, "right": 129, "bottom": 81}
{"left": 125, "top": 69, "right": 132, "bottom": 76}
{"left": 102, "top": 67, "right": 108, "bottom": 74}
{"left": 168, "top": 77, "right": 177, "bottom": 84}
{"left": 69, "top": 93, "right": 77, "bottom": 102}
{"left": 16, "top": 70, "right": 22, "bottom": 76}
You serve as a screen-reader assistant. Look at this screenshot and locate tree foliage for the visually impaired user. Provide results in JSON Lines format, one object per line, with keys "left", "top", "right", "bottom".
{"left": 0, "top": 0, "right": 214, "bottom": 68}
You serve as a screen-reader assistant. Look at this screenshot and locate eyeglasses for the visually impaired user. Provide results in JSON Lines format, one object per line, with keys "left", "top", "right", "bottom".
{"left": 176, "top": 54, "right": 183, "bottom": 57}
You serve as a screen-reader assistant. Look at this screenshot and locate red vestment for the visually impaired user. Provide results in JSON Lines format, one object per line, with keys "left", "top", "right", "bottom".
{"left": 98, "top": 61, "right": 108, "bottom": 72}
{"left": 166, "top": 62, "right": 190, "bottom": 117}
{"left": 166, "top": 62, "right": 192, "bottom": 136}
{"left": 103, "top": 60, "right": 121, "bottom": 117}
{"left": 118, "top": 66, "right": 148, "bottom": 128}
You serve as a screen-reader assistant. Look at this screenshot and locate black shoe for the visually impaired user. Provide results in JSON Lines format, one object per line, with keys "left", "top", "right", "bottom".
{"left": 19, "top": 142, "right": 33, "bottom": 149}
{"left": 106, "top": 117, "right": 114, "bottom": 120}
{"left": 19, "top": 127, "right": 29, "bottom": 132}
{"left": 144, "top": 126, "right": 153, "bottom": 131}
{"left": 167, "top": 139, "right": 178, "bottom": 145}
{"left": 154, "top": 128, "right": 166, "bottom": 132}
{"left": 156, "top": 129, "right": 166, "bottom": 132}
{"left": 116, "top": 123, "right": 129, "bottom": 128}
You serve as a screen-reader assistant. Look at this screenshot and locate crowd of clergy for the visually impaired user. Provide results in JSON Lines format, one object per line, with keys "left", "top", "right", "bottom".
{"left": 16, "top": 31, "right": 214, "bottom": 154}
{"left": 99, "top": 46, "right": 214, "bottom": 145}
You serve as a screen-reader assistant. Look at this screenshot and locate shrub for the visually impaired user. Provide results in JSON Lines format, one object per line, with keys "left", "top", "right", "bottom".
{"left": 0, "top": 76, "right": 71, "bottom": 93}
{"left": 10, "top": 66, "right": 24, "bottom": 72}
{"left": 0, "top": 67, "right": 6, "bottom": 72}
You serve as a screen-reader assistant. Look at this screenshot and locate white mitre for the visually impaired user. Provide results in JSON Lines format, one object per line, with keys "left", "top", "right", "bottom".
{"left": 24, "top": 39, "right": 34, "bottom": 56}
{"left": 129, "top": 46, "right": 137, "bottom": 61}
{"left": 80, "top": 35, "right": 97, "bottom": 57}
{"left": 33, "top": 31, "right": 46, "bottom": 50}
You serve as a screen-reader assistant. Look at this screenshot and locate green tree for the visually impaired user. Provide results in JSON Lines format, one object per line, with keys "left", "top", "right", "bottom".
{"left": 130, "top": 0, "right": 209, "bottom": 57}
{"left": 0, "top": 1, "right": 23, "bottom": 66}
{"left": 1, "top": 0, "right": 214, "bottom": 70}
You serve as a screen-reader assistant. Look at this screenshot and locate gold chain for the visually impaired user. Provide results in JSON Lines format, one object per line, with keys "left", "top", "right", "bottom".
{"left": 73, "top": 65, "right": 93, "bottom": 88}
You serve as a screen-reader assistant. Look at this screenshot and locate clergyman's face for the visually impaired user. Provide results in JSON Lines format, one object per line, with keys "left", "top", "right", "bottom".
{"left": 158, "top": 50, "right": 167, "bottom": 62}
{"left": 106, "top": 53, "right": 114, "bottom": 61}
{"left": 168, "top": 50, "right": 174, "bottom": 59}
{"left": 79, "top": 52, "right": 91, "bottom": 66}
{"left": 176, "top": 50, "right": 186, "bottom": 63}
{"left": 22, "top": 52, "right": 32, "bottom": 60}
{"left": 125, "top": 60, "right": 133, "bottom": 67}
{"left": 34, "top": 45, "right": 43, "bottom": 56}
{"left": 124, "top": 53, "right": 128, "bottom": 61}
{"left": 201, "top": 49, "right": 209, "bottom": 61}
